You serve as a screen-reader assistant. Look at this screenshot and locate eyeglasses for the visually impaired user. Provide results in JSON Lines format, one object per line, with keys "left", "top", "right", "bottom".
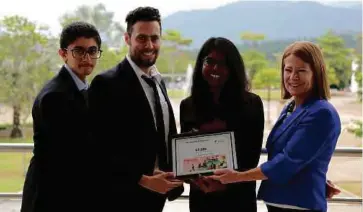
{"left": 203, "top": 57, "right": 226, "bottom": 67}
{"left": 64, "top": 47, "right": 102, "bottom": 59}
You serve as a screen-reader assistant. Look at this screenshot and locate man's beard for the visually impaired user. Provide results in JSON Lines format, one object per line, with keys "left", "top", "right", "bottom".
{"left": 130, "top": 51, "right": 158, "bottom": 68}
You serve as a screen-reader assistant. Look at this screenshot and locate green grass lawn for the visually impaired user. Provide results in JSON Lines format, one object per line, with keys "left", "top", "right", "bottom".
{"left": 0, "top": 111, "right": 360, "bottom": 197}
{"left": 336, "top": 181, "right": 362, "bottom": 197}
{"left": 0, "top": 132, "right": 33, "bottom": 192}
{"left": 0, "top": 152, "right": 32, "bottom": 192}
{"left": 0, "top": 137, "right": 32, "bottom": 143}
{"left": 253, "top": 89, "right": 282, "bottom": 101}
{"left": 167, "top": 89, "right": 187, "bottom": 99}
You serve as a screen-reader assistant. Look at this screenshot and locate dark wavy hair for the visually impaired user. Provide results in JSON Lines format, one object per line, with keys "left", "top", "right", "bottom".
{"left": 125, "top": 6, "right": 161, "bottom": 34}
{"left": 191, "top": 37, "right": 250, "bottom": 121}
{"left": 60, "top": 21, "right": 101, "bottom": 49}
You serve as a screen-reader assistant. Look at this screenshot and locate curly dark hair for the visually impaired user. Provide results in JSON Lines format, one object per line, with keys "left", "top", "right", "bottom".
{"left": 191, "top": 37, "right": 250, "bottom": 121}
{"left": 60, "top": 21, "right": 101, "bottom": 49}
{"left": 125, "top": 6, "right": 161, "bottom": 34}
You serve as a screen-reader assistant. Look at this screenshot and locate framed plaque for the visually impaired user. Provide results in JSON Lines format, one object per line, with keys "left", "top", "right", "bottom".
{"left": 171, "top": 131, "right": 238, "bottom": 179}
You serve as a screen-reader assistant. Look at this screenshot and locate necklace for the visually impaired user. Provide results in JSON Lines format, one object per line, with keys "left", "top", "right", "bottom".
{"left": 286, "top": 101, "right": 295, "bottom": 118}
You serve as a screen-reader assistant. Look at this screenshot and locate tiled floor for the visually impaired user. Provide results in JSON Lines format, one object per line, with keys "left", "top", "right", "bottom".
{"left": 164, "top": 199, "right": 362, "bottom": 212}
{"left": 1, "top": 199, "right": 361, "bottom": 212}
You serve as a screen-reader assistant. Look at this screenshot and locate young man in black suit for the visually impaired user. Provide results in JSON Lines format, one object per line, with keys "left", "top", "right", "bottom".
{"left": 88, "top": 6, "right": 183, "bottom": 212}
{"left": 20, "top": 21, "right": 102, "bottom": 212}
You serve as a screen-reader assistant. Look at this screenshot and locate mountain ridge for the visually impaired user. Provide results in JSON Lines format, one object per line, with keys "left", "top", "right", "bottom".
{"left": 162, "top": 1, "right": 362, "bottom": 48}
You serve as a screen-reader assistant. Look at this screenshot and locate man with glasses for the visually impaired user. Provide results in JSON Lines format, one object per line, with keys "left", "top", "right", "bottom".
{"left": 20, "top": 21, "right": 101, "bottom": 212}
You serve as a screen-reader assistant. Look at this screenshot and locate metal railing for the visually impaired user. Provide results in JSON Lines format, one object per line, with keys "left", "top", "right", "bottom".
{"left": 0, "top": 143, "right": 361, "bottom": 204}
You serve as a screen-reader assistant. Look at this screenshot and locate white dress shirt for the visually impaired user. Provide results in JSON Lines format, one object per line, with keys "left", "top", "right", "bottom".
{"left": 126, "top": 55, "right": 170, "bottom": 168}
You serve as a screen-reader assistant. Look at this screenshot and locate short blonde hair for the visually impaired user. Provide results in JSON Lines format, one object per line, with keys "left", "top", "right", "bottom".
{"left": 281, "top": 41, "right": 331, "bottom": 100}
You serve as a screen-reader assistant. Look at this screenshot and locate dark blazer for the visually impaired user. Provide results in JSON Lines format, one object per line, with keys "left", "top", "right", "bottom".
{"left": 20, "top": 66, "right": 91, "bottom": 212}
{"left": 180, "top": 93, "right": 264, "bottom": 212}
{"left": 258, "top": 98, "right": 341, "bottom": 212}
{"left": 88, "top": 58, "right": 183, "bottom": 212}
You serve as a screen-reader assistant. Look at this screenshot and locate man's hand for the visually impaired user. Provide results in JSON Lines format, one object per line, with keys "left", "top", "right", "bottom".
{"left": 191, "top": 176, "right": 226, "bottom": 193}
{"left": 326, "top": 180, "right": 341, "bottom": 199}
{"left": 139, "top": 172, "right": 183, "bottom": 194}
{"left": 153, "top": 169, "right": 183, "bottom": 183}
{"left": 153, "top": 169, "right": 163, "bottom": 175}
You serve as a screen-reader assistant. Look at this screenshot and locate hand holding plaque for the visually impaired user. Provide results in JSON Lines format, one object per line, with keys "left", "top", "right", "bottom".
{"left": 171, "top": 131, "right": 238, "bottom": 179}
{"left": 191, "top": 176, "right": 226, "bottom": 193}
{"left": 139, "top": 172, "right": 183, "bottom": 194}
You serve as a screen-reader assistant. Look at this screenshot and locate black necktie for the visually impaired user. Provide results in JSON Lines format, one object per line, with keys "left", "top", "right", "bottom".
{"left": 141, "top": 75, "right": 167, "bottom": 168}
{"left": 81, "top": 89, "right": 88, "bottom": 107}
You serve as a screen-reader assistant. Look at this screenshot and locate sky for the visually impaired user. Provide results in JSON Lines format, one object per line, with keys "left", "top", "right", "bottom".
{"left": 0, "top": 0, "right": 359, "bottom": 35}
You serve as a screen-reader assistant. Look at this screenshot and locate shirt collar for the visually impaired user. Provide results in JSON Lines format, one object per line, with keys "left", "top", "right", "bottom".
{"left": 126, "top": 54, "right": 161, "bottom": 82}
{"left": 64, "top": 64, "right": 88, "bottom": 91}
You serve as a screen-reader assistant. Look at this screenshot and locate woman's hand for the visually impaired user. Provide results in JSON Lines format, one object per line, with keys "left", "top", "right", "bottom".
{"left": 326, "top": 180, "right": 341, "bottom": 199}
{"left": 207, "top": 169, "right": 242, "bottom": 184}
{"left": 207, "top": 167, "right": 267, "bottom": 184}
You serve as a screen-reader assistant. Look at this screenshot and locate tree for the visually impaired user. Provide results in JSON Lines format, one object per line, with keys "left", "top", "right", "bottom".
{"left": 59, "top": 3, "right": 125, "bottom": 49}
{"left": 240, "top": 32, "right": 265, "bottom": 48}
{"left": 160, "top": 29, "right": 193, "bottom": 78}
{"left": 317, "top": 30, "right": 353, "bottom": 89}
{"left": 240, "top": 32, "right": 268, "bottom": 80}
{"left": 242, "top": 50, "right": 268, "bottom": 81}
{"left": 355, "top": 59, "right": 362, "bottom": 101}
{"left": 0, "top": 16, "right": 55, "bottom": 138}
{"left": 354, "top": 34, "right": 362, "bottom": 101}
{"left": 347, "top": 120, "right": 362, "bottom": 138}
{"left": 325, "top": 64, "right": 339, "bottom": 87}
{"left": 253, "top": 68, "right": 280, "bottom": 125}
{"left": 89, "top": 46, "right": 128, "bottom": 80}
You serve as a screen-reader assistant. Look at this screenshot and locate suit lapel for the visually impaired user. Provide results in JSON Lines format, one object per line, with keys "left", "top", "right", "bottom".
{"left": 268, "top": 104, "right": 307, "bottom": 147}
{"left": 121, "top": 58, "right": 177, "bottom": 136}
{"left": 154, "top": 75, "right": 177, "bottom": 167}
{"left": 266, "top": 105, "right": 288, "bottom": 148}
{"left": 119, "top": 59, "right": 177, "bottom": 167}
{"left": 267, "top": 98, "right": 319, "bottom": 149}
{"left": 275, "top": 104, "right": 289, "bottom": 126}
{"left": 58, "top": 66, "right": 78, "bottom": 91}
{"left": 118, "top": 59, "right": 156, "bottom": 131}
{"left": 58, "top": 66, "right": 88, "bottom": 109}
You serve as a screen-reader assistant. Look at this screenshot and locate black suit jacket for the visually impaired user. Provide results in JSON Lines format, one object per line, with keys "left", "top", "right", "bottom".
{"left": 180, "top": 93, "right": 264, "bottom": 212}
{"left": 20, "top": 66, "right": 92, "bottom": 212}
{"left": 88, "top": 58, "right": 183, "bottom": 212}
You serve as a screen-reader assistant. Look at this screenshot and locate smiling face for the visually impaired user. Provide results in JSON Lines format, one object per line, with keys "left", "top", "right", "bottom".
{"left": 283, "top": 54, "right": 314, "bottom": 102}
{"left": 124, "top": 20, "right": 161, "bottom": 72}
{"left": 202, "top": 50, "right": 229, "bottom": 88}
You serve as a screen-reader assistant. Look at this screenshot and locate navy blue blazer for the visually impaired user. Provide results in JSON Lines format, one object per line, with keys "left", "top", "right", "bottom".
{"left": 257, "top": 98, "right": 341, "bottom": 212}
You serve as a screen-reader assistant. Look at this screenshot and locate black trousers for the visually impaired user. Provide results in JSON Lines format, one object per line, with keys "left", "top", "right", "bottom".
{"left": 267, "top": 205, "right": 322, "bottom": 212}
